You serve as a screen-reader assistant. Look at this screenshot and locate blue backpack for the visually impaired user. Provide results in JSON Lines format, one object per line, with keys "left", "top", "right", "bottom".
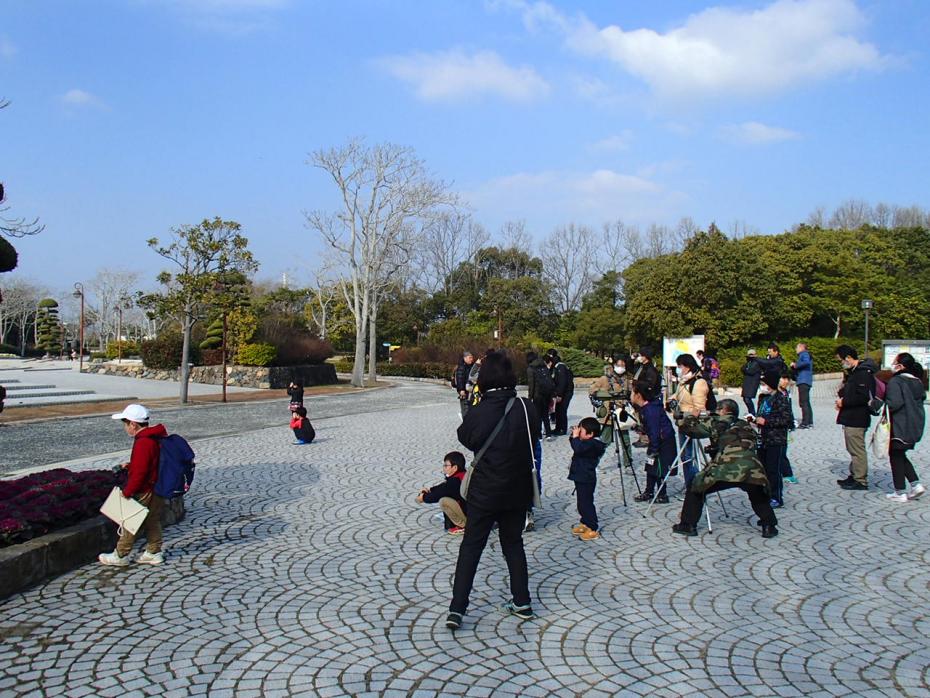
{"left": 154, "top": 434, "right": 196, "bottom": 499}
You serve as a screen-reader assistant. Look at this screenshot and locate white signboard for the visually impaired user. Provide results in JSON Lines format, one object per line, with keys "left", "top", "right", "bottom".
{"left": 663, "top": 335, "right": 705, "bottom": 369}
{"left": 882, "top": 340, "right": 930, "bottom": 371}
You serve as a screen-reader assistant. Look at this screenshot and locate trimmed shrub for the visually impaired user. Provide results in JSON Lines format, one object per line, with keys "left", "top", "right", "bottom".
{"left": 553, "top": 347, "right": 604, "bottom": 378}
{"left": 141, "top": 333, "right": 201, "bottom": 370}
{"left": 201, "top": 348, "right": 225, "bottom": 366}
{"left": 237, "top": 342, "right": 277, "bottom": 366}
{"left": 104, "top": 340, "right": 140, "bottom": 360}
{"left": 199, "top": 319, "right": 224, "bottom": 350}
{"left": 273, "top": 334, "right": 334, "bottom": 365}
{"left": 0, "top": 237, "right": 17, "bottom": 273}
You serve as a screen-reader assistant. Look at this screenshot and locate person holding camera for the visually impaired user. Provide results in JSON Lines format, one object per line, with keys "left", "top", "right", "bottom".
{"left": 630, "top": 384, "right": 676, "bottom": 503}
{"left": 632, "top": 347, "right": 660, "bottom": 448}
{"left": 751, "top": 371, "right": 793, "bottom": 508}
{"left": 672, "top": 399, "right": 778, "bottom": 538}
{"left": 670, "top": 353, "right": 711, "bottom": 487}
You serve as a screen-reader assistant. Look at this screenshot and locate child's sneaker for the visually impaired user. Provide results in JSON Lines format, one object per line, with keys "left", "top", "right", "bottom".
{"left": 571, "top": 523, "right": 590, "bottom": 536}
{"left": 137, "top": 551, "right": 164, "bottom": 565}
{"left": 886, "top": 492, "right": 909, "bottom": 503}
{"left": 447, "top": 526, "right": 465, "bottom": 536}
{"left": 98, "top": 551, "right": 130, "bottom": 566}
{"left": 294, "top": 439, "right": 306, "bottom": 445}
{"left": 502, "top": 600, "right": 535, "bottom": 620}
{"left": 909, "top": 483, "right": 926, "bottom": 500}
{"left": 580, "top": 529, "right": 600, "bottom": 541}
{"left": 784, "top": 476, "right": 798, "bottom": 484}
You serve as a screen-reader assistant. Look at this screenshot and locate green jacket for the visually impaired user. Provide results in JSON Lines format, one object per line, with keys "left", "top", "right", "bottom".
{"left": 679, "top": 414, "right": 769, "bottom": 494}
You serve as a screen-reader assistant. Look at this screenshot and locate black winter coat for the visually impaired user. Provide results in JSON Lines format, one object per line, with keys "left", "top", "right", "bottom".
{"left": 633, "top": 362, "right": 660, "bottom": 396}
{"left": 457, "top": 388, "right": 540, "bottom": 511}
{"left": 553, "top": 362, "right": 574, "bottom": 398}
{"left": 423, "top": 473, "right": 466, "bottom": 511}
{"left": 741, "top": 358, "right": 761, "bottom": 398}
{"left": 837, "top": 363, "right": 876, "bottom": 428}
{"left": 453, "top": 359, "right": 470, "bottom": 393}
{"left": 567, "top": 437, "right": 607, "bottom": 484}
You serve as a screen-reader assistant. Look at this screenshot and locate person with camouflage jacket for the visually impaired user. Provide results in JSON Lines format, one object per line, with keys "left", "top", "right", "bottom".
{"left": 671, "top": 398, "right": 778, "bottom": 539}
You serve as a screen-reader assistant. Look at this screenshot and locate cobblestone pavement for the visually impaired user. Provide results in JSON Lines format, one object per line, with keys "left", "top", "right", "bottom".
{"left": 2, "top": 382, "right": 930, "bottom": 697}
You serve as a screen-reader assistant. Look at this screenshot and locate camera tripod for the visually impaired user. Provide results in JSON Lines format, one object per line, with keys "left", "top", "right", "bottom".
{"left": 606, "top": 406, "right": 642, "bottom": 506}
{"left": 643, "top": 433, "right": 729, "bottom": 531}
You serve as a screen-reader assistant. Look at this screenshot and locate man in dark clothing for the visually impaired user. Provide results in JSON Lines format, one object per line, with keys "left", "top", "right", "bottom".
{"left": 99, "top": 404, "right": 168, "bottom": 566}
{"left": 740, "top": 349, "right": 762, "bottom": 416}
{"left": 452, "top": 351, "right": 476, "bottom": 419}
{"left": 526, "top": 351, "right": 554, "bottom": 438}
{"left": 418, "top": 451, "right": 468, "bottom": 534}
{"left": 835, "top": 345, "right": 876, "bottom": 490}
{"left": 632, "top": 346, "right": 661, "bottom": 448}
{"left": 547, "top": 350, "right": 574, "bottom": 436}
{"left": 758, "top": 343, "right": 788, "bottom": 376}
{"left": 792, "top": 343, "right": 814, "bottom": 428}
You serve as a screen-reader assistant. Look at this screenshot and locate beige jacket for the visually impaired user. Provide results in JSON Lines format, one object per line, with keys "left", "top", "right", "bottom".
{"left": 674, "top": 374, "right": 709, "bottom": 414}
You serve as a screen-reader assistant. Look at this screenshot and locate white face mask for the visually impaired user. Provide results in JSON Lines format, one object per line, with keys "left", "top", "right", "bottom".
{"left": 614, "top": 365, "right": 625, "bottom": 376}
{"left": 676, "top": 366, "right": 685, "bottom": 377}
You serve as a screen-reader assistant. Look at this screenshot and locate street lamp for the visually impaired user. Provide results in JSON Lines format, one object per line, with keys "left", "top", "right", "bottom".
{"left": 72, "top": 283, "right": 85, "bottom": 372}
{"left": 116, "top": 296, "right": 132, "bottom": 364}
{"left": 862, "top": 299, "right": 874, "bottom": 355}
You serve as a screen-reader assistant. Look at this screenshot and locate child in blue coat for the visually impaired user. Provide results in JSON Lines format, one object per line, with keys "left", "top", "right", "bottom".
{"left": 568, "top": 417, "right": 608, "bottom": 540}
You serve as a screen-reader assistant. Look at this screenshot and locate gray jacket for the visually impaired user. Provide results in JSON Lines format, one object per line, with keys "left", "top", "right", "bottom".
{"left": 886, "top": 373, "right": 926, "bottom": 449}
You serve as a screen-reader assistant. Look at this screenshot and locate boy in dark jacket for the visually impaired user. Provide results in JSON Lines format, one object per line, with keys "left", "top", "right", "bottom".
{"left": 417, "top": 451, "right": 468, "bottom": 534}
{"left": 630, "top": 385, "right": 676, "bottom": 503}
{"left": 568, "top": 417, "right": 608, "bottom": 540}
{"left": 752, "top": 371, "right": 793, "bottom": 507}
{"left": 290, "top": 406, "right": 315, "bottom": 444}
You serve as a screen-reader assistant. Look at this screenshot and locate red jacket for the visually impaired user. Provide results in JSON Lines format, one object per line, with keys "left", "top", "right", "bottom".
{"left": 123, "top": 424, "right": 167, "bottom": 498}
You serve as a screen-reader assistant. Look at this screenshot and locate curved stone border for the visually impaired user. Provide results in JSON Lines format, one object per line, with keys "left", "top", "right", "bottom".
{"left": 0, "top": 497, "right": 185, "bottom": 600}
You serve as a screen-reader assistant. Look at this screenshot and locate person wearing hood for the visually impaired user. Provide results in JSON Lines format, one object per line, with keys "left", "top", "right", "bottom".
{"left": 99, "top": 404, "right": 169, "bottom": 566}
{"left": 885, "top": 353, "right": 927, "bottom": 502}
{"left": 753, "top": 371, "right": 794, "bottom": 508}
{"left": 741, "top": 349, "right": 762, "bottom": 416}
{"left": 834, "top": 345, "right": 876, "bottom": 491}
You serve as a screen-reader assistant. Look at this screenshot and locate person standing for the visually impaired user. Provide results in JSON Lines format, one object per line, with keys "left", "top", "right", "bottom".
{"left": 759, "top": 343, "right": 788, "bottom": 376}
{"left": 753, "top": 371, "right": 793, "bottom": 508}
{"left": 632, "top": 346, "right": 660, "bottom": 448}
{"left": 447, "top": 351, "right": 540, "bottom": 631}
{"left": 741, "top": 349, "right": 762, "bottom": 416}
{"left": 547, "top": 350, "right": 574, "bottom": 436}
{"left": 835, "top": 345, "right": 876, "bottom": 491}
{"left": 453, "top": 351, "right": 476, "bottom": 419}
{"left": 526, "top": 351, "right": 554, "bottom": 440}
{"left": 98, "top": 404, "right": 168, "bottom": 566}
{"left": 885, "top": 353, "right": 927, "bottom": 502}
{"left": 671, "top": 353, "right": 710, "bottom": 487}
{"left": 792, "top": 343, "right": 814, "bottom": 428}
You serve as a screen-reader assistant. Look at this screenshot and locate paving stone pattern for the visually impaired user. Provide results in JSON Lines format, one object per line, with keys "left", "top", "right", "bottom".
{"left": 2, "top": 382, "right": 930, "bottom": 696}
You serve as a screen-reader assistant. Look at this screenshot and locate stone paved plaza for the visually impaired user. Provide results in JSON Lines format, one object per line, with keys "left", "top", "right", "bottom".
{"left": 2, "top": 381, "right": 930, "bottom": 697}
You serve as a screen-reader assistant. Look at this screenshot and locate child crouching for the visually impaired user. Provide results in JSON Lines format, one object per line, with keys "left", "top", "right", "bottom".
{"left": 290, "top": 406, "right": 316, "bottom": 444}
{"left": 569, "top": 417, "right": 608, "bottom": 541}
{"left": 416, "top": 451, "right": 468, "bottom": 535}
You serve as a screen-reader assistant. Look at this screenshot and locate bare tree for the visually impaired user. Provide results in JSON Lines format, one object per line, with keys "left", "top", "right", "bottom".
{"left": 892, "top": 204, "right": 929, "bottom": 229}
{"left": 646, "top": 223, "right": 672, "bottom": 257}
{"left": 593, "top": 220, "right": 632, "bottom": 276}
{"left": 307, "top": 261, "right": 341, "bottom": 341}
{"left": 500, "top": 219, "right": 533, "bottom": 253}
{"left": 0, "top": 278, "right": 44, "bottom": 354}
{"left": 89, "top": 268, "right": 140, "bottom": 349}
{"left": 829, "top": 199, "right": 873, "bottom": 230}
{"left": 675, "top": 216, "right": 700, "bottom": 247}
{"left": 872, "top": 202, "right": 892, "bottom": 228}
{"left": 305, "top": 139, "right": 455, "bottom": 387}
{"left": 417, "top": 211, "right": 489, "bottom": 295}
{"left": 806, "top": 206, "right": 826, "bottom": 228}
{"left": 728, "top": 219, "right": 759, "bottom": 239}
{"left": 541, "top": 223, "right": 595, "bottom": 313}
{"left": 1, "top": 101, "right": 44, "bottom": 239}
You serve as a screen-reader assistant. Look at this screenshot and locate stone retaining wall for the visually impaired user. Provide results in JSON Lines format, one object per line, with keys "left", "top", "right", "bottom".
{"left": 84, "top": 362, "right": 337, "bottom": 389}
{"left": 0, "top": 497, "right": 185, "bottom": 600}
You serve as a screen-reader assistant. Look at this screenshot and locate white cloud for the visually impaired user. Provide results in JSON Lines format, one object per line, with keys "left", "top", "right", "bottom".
{"left": 507, "top": 0, "right": 890, "bottom": 100}
{"left": 149, "top": 0, "right": 288, "bottom": 35}
{"left": 720, "top": 121, "right": 801, "bottom": 145}
{"left": 380, "top": 49, "right": 550, "bottom": 103}
{"left": 590, "top": 131, "right": 633, "bottom": 152}
{"left": 0, "top": 36, "right": 16, "bottom": 59}
{"left": 464, "top": 167, "right": 679, "bottom": 228}
{"left": 60, "top": 89, "right": 106, "bottom": 109}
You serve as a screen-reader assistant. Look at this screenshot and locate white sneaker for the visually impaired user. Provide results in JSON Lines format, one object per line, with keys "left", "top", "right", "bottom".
{"left": 98, "top": 551, "right": 130, "bottom": 566}
{"left": 908, "top": 483, "right": 926, "bottom": 500}
{"left": 885, "top": 492, "right": 909, "bottom": 503}
{"left": 137, "top": 551, "right": 164, "bottom": 565}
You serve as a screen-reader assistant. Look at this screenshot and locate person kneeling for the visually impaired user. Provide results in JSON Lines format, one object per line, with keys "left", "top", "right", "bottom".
{"left": 290, "top": 406, "right": 316, "bottom": 444}
{"left": 417, "top": 451, "right": 468, "bottom": 535}
{"left": 672, "top": 399, "right": 778, "bottom": 539}
{"left": 568, "top": 417, "right": 608, "bottom": 540}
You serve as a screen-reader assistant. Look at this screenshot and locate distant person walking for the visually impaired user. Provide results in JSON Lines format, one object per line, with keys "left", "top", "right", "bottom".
{"left": 834, "top": 345, "right": 876, "bottom": 491}
{"left": 885, "top": 353, "right": 927, "bottom": 502}
{"left": 741, "top": 349, "right": 762, "bottom": 416}
{"left": 792, "top": 343, "right": 814, "bottom": 428}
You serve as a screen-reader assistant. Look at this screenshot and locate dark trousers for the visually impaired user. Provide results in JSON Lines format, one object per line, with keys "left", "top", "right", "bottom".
{"left": 575, "top": 481, "right": 598, "bottom": 530}
{"left": 645, "top": 473, "right": 667, "bottom": 498}
{"left": 554, "top": 394, "right": 572, "bottom": 434}
{"left": 533, "top": 397, "right": 552, "bottom": 436}
{"left": 759, "top": 443, "right": 786, "bottom": 505}
{"left": 450, "top": 505, "right": 530, "bottom": 614}
{"left": 680, "top": 482, "right": 777, "bottom": 527}
{"left": 797, "top": 384, "right": 813, "bottom": 426}
{"left": 459, "top": 397, "right": 470, "bottom": 420}
{"left": 890, "top": 448, "right": 919, "bottom": 490}
{"left": 742, "top": 397, "right": 756, "bottom": 416}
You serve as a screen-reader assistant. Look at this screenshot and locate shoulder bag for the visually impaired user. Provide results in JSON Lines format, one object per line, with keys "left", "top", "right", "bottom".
{"left": 519, "top": 397, "right": 543, "bottom": 509}
{"left": 461, "top": 398, "right": 515, "bottom": 500}
{"left": 869, "top": 405, "right": 891, "bottom": 459}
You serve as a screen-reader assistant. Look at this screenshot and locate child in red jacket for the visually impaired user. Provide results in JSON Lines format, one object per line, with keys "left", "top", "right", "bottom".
{"left": 290, "top": 405, "right": 315, "bottom": 444}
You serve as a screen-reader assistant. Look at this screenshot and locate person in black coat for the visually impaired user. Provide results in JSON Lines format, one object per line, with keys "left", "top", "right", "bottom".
{"left": 834, "top": 345, "right": 876, "bottom": 490}
{"left": 287, "top": 380, "right": 304, "bottom": 411}
{"left": 446, "top": 351, "right": 540, "bottom": 631}
{"left": 741, "top": 349, "right": 762, "bottom": 416}
{"left": 546, "top": 350, "right": 574, "bottom": 436}
{"left": 452, "top": 351, "right": 476, "bottom": 419}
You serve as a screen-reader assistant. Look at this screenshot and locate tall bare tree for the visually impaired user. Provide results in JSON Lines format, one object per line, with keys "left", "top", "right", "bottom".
{"left": 417, "top": 211, "right": 489, "bottom": 295}
{"left": 829, "top": 199, "right": 873, "bottom": 230}
{"left": 89, "top": 268, "right": 140, "bottom": 349}
{"left": 305, "top": 139, "right": 455, "bottom": 387}
{"left": 541, "top": 223, "right": 595, "bottom": 313}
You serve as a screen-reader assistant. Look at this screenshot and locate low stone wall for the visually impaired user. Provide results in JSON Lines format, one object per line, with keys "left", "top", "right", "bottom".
{"left": 0, "top": 497, "right": 185, "bottom": 600}
{"left": 84, "top": 362, "right": 337, "bottom": 389}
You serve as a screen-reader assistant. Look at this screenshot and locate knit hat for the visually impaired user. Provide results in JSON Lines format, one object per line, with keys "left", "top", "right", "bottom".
{"left": 761, "top": 371, "right": 780, "bottom": 391}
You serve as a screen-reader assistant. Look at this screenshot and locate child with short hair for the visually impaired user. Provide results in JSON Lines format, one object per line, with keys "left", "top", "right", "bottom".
{"left": 568, "top": 417, "right": 608, "bottom": 541}
{"left": 416, "top": 451, "right": 468, "bottom": 534}
{"left": 290, "top": 406, "right": 315, "bottom": 444}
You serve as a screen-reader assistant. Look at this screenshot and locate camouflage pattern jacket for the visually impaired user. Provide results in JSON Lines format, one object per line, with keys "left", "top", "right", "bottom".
{"left": 678, "top": 414, "right": 770, "bottom": 494}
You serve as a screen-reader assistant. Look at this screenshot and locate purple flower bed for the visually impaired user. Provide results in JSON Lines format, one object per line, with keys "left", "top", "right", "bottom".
{"left": 0, "top": 468, "right": 124, "bottom": 547}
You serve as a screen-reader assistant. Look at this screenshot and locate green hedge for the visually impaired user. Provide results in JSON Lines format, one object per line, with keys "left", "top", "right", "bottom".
{"left": 332, "top": 359, "right": 453, "bottom": 380}
{"left": 554, "top": 347, "right": 605, "bottom": 378}
{"left": 105, "top": 340, "right": 140, "bottom": 359}
{"left": 141, "top": 333, "right": 201, "bottom": 370}
{"left": 236, "top": 342, "right": 277, "bottom": 367}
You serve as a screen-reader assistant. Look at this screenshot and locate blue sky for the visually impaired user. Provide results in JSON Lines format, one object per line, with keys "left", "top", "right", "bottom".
{"left": 2, "top": 0, "right": 929, "bottom": 294}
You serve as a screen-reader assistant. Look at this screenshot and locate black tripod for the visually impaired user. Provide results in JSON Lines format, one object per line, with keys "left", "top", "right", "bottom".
{"left": 606, "top": 406, "right": 642, "bottom": 506}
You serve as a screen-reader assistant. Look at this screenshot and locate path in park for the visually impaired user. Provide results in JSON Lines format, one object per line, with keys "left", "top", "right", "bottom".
{"left": 2, "top": 381, "right": 930, "bottom": 696}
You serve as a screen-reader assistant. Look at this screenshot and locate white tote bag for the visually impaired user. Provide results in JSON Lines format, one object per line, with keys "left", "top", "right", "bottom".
{"left": 100, "top": 487, "right": 149, "bottom": 536}
{"left": 870, "top": 407, "right": 891, "bottom": 460}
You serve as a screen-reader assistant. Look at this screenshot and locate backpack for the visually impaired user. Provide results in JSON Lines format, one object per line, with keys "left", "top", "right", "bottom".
{"left": 709, "top": 358, "right": 720, "bottom": 380}
{"left": 154, "top": 434, "right": 196, "bottom": 499}
{"left": 687, "top": 377, "right": 717, "bottom": 412}
{"left": 534, "top": 365, "right": 556, "bottom": 397}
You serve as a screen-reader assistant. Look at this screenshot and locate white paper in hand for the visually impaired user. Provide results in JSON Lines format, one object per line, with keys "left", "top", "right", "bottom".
{"left": 100, "top": 487, "right": 149, "bottom": 535}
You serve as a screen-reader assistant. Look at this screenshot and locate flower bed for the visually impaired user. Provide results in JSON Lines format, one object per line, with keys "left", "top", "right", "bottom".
{"left": 0, "top": 468, "right": 123, "bottom": 547}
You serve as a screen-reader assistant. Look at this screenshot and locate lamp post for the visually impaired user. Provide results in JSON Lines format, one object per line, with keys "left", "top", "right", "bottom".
{"left": 72, "top": 283, "right": 85, "bottom": 372}
{"left": 116, "top": 296, "right": 132, "bottom": 364}
{"left": 862, "top": 299, "right": 873, "bottom": 356}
